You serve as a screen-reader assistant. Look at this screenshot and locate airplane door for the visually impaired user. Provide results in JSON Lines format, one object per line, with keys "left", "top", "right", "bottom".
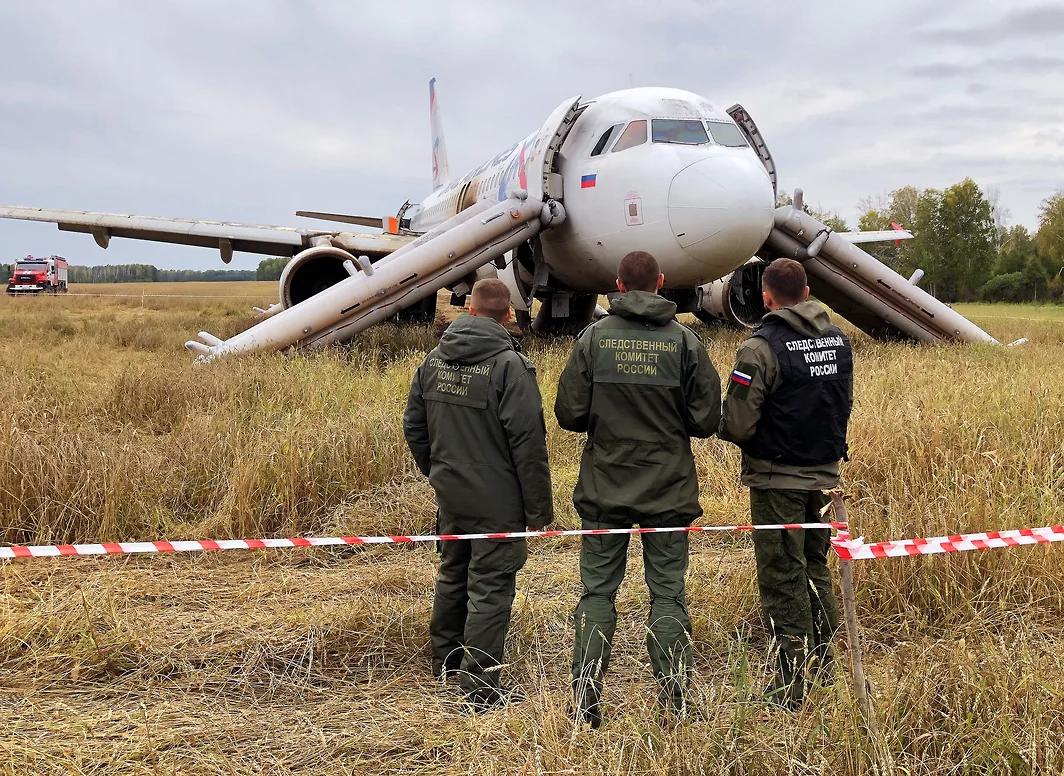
{"left": 525, "top": 96, "right": 583, "bottom": 203}
{"left": 727, "top": 104, "right": 777, "bottom": 200}
{"left": 457, "top": 180, "right": 477, "bottom": 213}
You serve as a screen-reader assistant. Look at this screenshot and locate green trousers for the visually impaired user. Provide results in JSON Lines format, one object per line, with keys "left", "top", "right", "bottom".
{"left": 430, "top": 512, "right": 528, "bottom": 698}
{"left": 750, "top": 488, "right": 840, "bottom": 704}
{"left": 572, "top": 518, "right": 693, "bottom": 713}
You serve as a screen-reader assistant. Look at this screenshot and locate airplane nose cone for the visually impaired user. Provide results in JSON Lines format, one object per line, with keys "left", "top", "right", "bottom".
{"left": 668, "top": 156, "right": 775, "bottom": 273}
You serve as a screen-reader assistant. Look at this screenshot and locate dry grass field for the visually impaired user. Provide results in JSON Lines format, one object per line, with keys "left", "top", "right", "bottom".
{"left": 1, "top": 284, "right": 1062, "bottom": 775}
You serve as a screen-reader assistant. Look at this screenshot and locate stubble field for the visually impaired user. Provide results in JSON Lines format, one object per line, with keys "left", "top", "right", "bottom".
{"left": 1, "top": 283, "right": 1063, "bottom": 775}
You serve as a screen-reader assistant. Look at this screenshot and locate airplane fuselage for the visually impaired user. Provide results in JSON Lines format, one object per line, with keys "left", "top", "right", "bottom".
{"left": 409, "top": 88, "right": 776, "bottom": 291}
{"left": 0, "top": 81, "right": 1001, "bottom": 359}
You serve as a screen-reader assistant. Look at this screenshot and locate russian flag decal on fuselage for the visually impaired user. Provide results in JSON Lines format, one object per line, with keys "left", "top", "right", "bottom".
{"left": 581, "top": 173, "right": 597, "bottom": 189}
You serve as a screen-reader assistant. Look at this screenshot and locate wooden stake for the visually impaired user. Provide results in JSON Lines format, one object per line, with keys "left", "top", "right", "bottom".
{"left": 831, "top": 490, "right": 879, "bottom": 737}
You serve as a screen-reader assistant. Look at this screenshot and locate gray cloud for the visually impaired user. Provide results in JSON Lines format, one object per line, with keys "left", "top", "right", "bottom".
{"left": 1, "top": 0, "right": 1062, "bottom": 269}
{"left": 921, "top": 5, "right": 1064, "bottom": 45}
{"left": 909, "top": 55, "right": 1064, "bottom": 80}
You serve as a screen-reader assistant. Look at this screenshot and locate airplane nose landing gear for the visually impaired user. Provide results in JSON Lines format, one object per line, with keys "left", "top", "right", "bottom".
{"left": 532, "top": 293, "right": 599, "bottom": 336}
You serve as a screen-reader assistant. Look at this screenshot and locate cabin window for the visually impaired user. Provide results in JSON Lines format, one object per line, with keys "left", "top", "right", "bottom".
{"left": 611, "top": 120, "right": 647, "bottom": 153}
{"left": 706, "top": 121, "right": 748, "bottom": 147}
{"left": 590, "top": 123, "right": 624, "bottom": 156}
{"left": 651, "top": 119, "right": 709, "bottom": 145}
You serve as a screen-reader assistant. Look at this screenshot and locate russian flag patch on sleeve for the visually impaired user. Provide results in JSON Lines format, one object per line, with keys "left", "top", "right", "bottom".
{"left": 727, "top": 361, "right": 758, "bottom": 398}
{"left": 731, "top": 369, "right": 752, "bottom": 386}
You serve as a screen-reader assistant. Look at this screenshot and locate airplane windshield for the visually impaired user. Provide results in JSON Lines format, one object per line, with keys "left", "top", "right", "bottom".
{"left": 652, "top": 119, "right": 709, "bottom": 145}
{"left": 590, "top": 124, "right": 624, "bottom": 156}
{"left": 706, "top": 121, "right": 748, "bottom": 147}
{"left": 612, "top": 120, "right": 647, "bottom": 153}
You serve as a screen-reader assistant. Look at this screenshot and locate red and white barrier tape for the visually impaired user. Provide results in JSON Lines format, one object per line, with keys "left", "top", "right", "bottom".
{"left": 832, "top": 524, "right": 1064, "bottom": 561}
{"left": 0, "top": 522, "right": 846, "bottom": 561}
{"left": 7, "top": 521, "right": 1061, "bottom": 563}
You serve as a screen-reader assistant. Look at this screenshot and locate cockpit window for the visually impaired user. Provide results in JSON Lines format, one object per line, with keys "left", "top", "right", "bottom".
{"left": 706, "top": 121, "right": 748, "bottom": 147}
{"left": 652, "top": 119, "right": 709, "bottom": 145}
{"left": 611, "top": 120, "right": 647, "bottom": 153}
{"left": 590, "top": 123, "right": 624, "bottom": 157}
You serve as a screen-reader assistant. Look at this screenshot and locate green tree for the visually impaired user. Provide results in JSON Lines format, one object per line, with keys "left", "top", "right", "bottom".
{"left": 1035, "top": 192, "right": 1064, "bottom": 283}
{"left": 256, "top": 256, "right": 289, "bottom": 281}
{"left": 1049, "top": 274, "right": 1063, "bottom": 302}
{"left": 856, "top": 186, "right": 921, "bottom": 271}
{"left": 996, "top": 225, "right": 1038, "bottom": 275}
{"left": 776, "top": 190, "right": 848, "bottom": 231}
{"left": 980, "top": 272, "right": 1036, "bottom": 303}
{"left": 930, "top": 179, "right": 996, "bottom": 302}
{"left": 908, "top": 188, "right": 944, "bottom": 293}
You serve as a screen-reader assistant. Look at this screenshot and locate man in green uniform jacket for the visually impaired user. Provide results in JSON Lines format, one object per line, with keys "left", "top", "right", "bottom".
{"left": 403, "top": 279, "right": 553, "bottom": 711}
{"left": 719, "top": 258, "right": 854, "bottom": 709}
{"left": 555, "top": 251, "right": 721, "bottom": 727}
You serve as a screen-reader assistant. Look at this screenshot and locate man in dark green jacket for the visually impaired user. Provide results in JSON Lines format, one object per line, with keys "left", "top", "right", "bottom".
{"left": 719, "top": 258, "right": 853, "bottom": 709}
{"left": 403, "top": 279, "right": 553, "bottom": 711}
{"left": 555, "top": 251, "right": 721, "bottom": 727}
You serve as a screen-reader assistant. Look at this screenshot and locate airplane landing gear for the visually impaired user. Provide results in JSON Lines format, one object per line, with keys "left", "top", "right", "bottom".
{"left": 532, "top": 293, "right": 598, "bottom": 336}
{"left": 392, "top": 293, "right": 438, "bottom": 325}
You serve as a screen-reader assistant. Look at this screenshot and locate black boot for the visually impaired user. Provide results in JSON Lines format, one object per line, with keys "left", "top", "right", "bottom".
{"left": 464, "top": 685, "right": 525, "bottom": 714}
{"left": 573, "top": 681, "right": 602, "bottom": 729}
{"left": 807, "top": 643, "right": 836, "bottom": 688}
{"left": 763, "top": 640, "right": 805, "bottom": 710}
{"left": 432, "top": 654, "right": 462, "bottom": 681}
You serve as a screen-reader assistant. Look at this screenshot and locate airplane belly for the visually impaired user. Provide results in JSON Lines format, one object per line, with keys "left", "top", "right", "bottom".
{"left": 542, "top": 224, "right": 699, "bottom": 288}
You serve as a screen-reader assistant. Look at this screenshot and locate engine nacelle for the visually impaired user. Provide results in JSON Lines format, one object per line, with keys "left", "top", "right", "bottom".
{"left": 696, "top": 259, "right": 767, "bottom": 328}
{"left": 279, "top": 245, "right": 355, "bottom": 309}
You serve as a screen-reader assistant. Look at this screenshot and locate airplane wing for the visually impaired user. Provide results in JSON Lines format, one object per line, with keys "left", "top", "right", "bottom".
{"left": 0, "top": 205, "right": 412, "bottom": 262}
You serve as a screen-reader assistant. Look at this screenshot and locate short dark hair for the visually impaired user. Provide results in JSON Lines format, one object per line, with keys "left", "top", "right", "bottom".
{"left": 762, "top": 259, "right": 807, "bottom": 306}
{"left": 617, "top": 251, "right": 660, "bottom": 292}
{"left": 470, "top": 278, "right": 511, "bottom": 322}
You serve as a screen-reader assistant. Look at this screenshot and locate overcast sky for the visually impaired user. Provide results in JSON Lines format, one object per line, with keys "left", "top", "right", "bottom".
{"left": 2, "top": 0, "right": 1063, "bottom": 270}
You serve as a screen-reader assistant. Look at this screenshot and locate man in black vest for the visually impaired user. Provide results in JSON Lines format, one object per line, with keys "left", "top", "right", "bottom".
{"left": 719, "top": 258, "right": 853, "bottom": 709}
{"left": 403, "top": 278, "right": 553, "bottom": 712}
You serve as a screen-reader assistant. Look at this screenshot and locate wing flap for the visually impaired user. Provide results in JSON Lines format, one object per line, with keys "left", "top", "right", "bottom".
{"left": 837, "top": 229, "right": 914, "bottom": 244}
{"left": 295, "top": 210, "right": 385, "bottom": 229}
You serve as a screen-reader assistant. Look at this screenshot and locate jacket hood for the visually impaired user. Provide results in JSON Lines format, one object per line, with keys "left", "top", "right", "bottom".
{"left": 763, "top": 300, "right": 833, "bottom": 338}
{"left": 608, "top": 290, "right": 677, "bottom": 326}
{"left": 437, "top": 313, "right": 515, "bottom": 364}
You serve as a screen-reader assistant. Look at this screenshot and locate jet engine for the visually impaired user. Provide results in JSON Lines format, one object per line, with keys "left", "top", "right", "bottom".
{"left": 276, "top": 244, "right": 437, "bottom": 323}
{"left": 279, "top": 245, "right": 353, "bottom": 308}
{"left": 695, "top": 258, "right": 767, "bottom": 328}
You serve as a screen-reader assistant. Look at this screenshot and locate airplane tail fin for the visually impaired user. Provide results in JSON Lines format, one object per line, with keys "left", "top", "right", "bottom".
{"left": 429, "top": 78, "right": 451, "bottom": 192}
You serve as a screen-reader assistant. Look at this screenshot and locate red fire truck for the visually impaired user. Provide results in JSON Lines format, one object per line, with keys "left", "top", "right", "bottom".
{"left": 6, "top": 255, "right": 69, "bottom": 295}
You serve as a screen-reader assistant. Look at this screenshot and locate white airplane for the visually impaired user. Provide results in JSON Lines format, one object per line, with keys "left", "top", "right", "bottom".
{"left": 0, "top": 80, "right": 998, "bottom": 359}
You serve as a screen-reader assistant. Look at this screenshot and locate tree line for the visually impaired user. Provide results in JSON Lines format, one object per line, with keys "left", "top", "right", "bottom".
{"left": 55, "top": 264, "right": 257, "bottom": 283}
{"left": 2, "top": 258, "right": 286, "bottom": 282}
{"left": 808, "top": 182, "right": 1063, "bottom": 304}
